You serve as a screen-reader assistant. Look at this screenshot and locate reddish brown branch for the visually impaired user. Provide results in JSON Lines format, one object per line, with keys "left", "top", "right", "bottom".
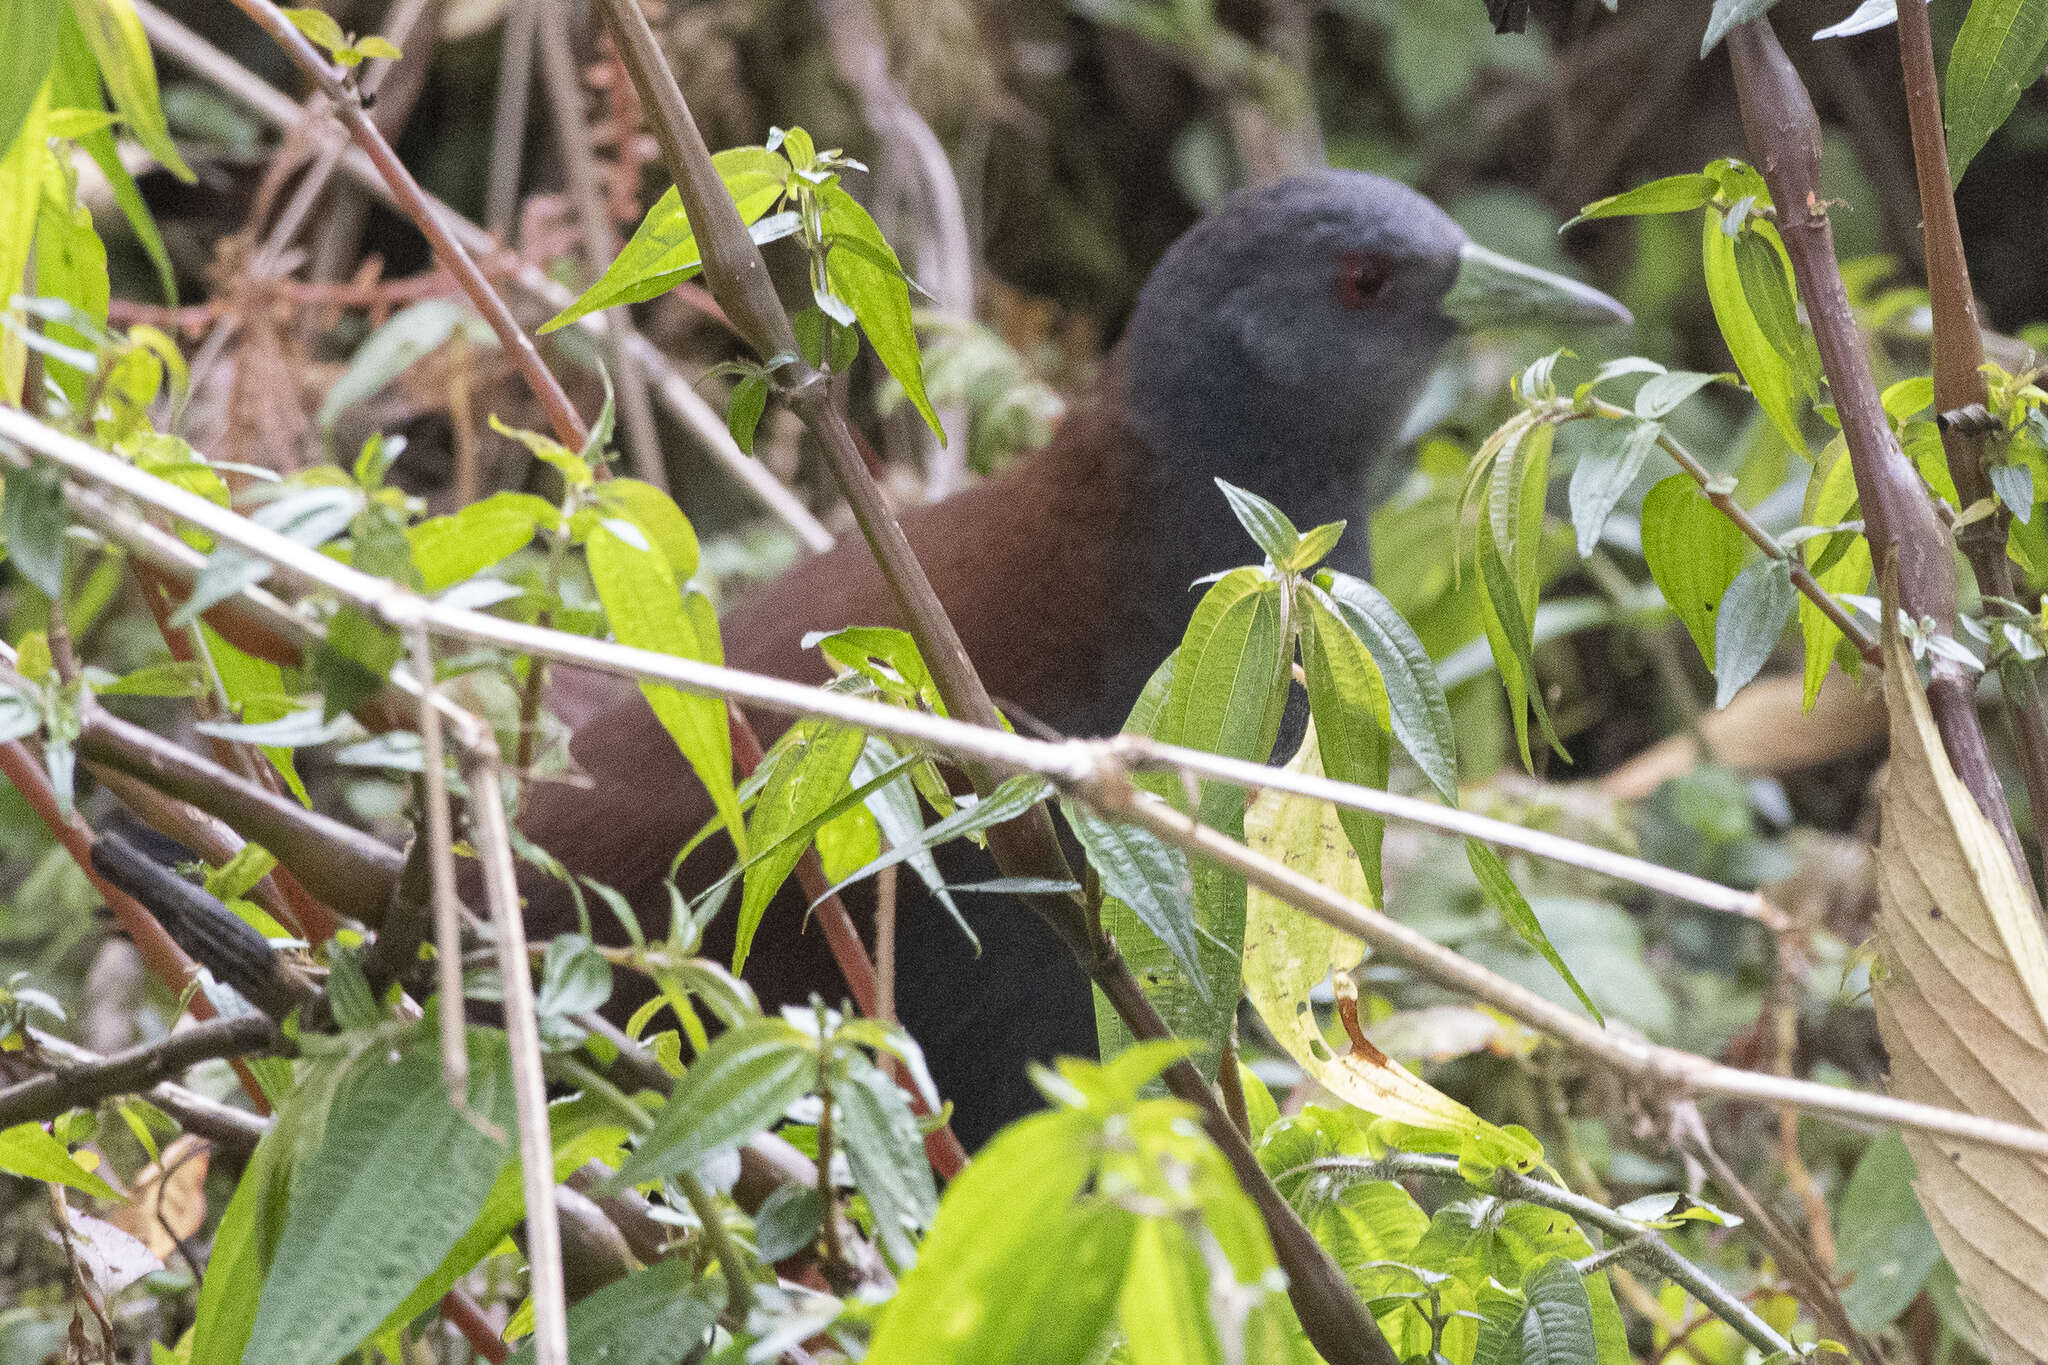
{"left": 1725, "top": 18, "right": 2036, "bottom": 895}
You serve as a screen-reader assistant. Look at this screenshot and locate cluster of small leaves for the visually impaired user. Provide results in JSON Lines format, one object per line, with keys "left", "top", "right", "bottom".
{"left": 543, "top": 124, "right": 940, "bottom": 453}
{"left": 279, "top": 7, "right": 402, "bottom": 69}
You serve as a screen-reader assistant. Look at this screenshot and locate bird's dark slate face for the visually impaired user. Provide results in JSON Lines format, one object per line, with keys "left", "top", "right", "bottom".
{"left": 1125, "top": 171, "right": 1469, "bottom": 526}
{"left": 1122, "top": 170, "right": 1625, "bottom": 548}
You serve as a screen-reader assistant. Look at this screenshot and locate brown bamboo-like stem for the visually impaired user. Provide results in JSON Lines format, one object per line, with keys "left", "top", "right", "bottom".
{"left": 1724, "top": 18, "right": 2037, "bottom": 897}
{"left": 1893, "top": 0, "right": 2048, "bottom": 879}
{"left": 590, "top": 2, "right": 1393, "bottom": 1356}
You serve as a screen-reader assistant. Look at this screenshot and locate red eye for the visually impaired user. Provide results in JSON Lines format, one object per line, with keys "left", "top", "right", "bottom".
{"left": 1338, "top": 251, "right": 1396, "bottom": 309}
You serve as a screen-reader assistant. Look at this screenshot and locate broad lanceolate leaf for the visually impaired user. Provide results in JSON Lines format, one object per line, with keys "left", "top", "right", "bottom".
{"left": 406, "top": 491, "right": 555, "bottom": 594}
{"left": 838, "top": 1052, "right": 939, "bottom": 1264}
{"left": 243, "top": 1031, "right": 515, "bottom": 1365}
{"left": 735, "top": 717, "right": 864, "bottom": 970}
{"left": 64, "top": 0, "right": 192, "bottom": 179}
{"left": 821, "top": 184, "right": 940, "bottom": 440}
{"left": 1567, "top": 418, "right": 1662, "bottom": 558}
{"left": 2, "top": 462, "right": 69, "bottom": 601}
{"left": 1711, "top": 556, "right": 1794, "bottom": 707}
{"left": 1299, "top": 586, "right": 1391, "bottom": 905}
{"left": 1215, "top": 478, "right": 1301, "bottom": 564}
{"left": 585, "top": 518, "right": 744, "bottom": 866}
{"left": 1517, "top": 1257, "right": 1600, "bottom": 1365}
{"left": 615, "top": 1017, "right": 814, "bottom": 1188}
{"left": 504, "top": 1259, "right": 720, "bottom": 1365}
{"left": 1870, "top": 583, "right": 2048, "bottom": 1363}
{"left": 51, "top": 6, "right": 174, "bottom": 303}
{"left": 1062, "top": 798, "right": 1202, "bottom": 992}
{"left": 1640, "top": 472, "right": 1748, "bottom": 670}
{"left": 1317, "top": 571, "right": 1458, "bottom": 804}
{"left": 1702, "top": 210, "right": 1808, "bottom": 453}
{"left": 1116, "top": 565, "right": 1288, "bottom": 1078}
{"left": 0, "top": 1122, "right": 120, "bottom": 1197}
{"left": 866, "top": 1109, "right": 1133, "bottom": 1365}
{"left": 1836, "top": 1131, "right": 1944, "bottom": 1332}
{"left": 317, "top": 300, "right": 490, "bottom": 431}
{"left": 1799, "top": 441, "right": 1871, "bottom": 707}
{"left": 1701, "top": 0, "right": 1787, "bottom": 55}
{"left": 0, "top": 1, "right": 58, "bottom": 173}
{"left": 1946, "top": 0, "right": 2048, "bottom": 182}
{"left": 1467, "top": 841, "right": 1602, "bottom": 1023}
{"left": 1564, "top": 173, "right": 1713, "bottom": 228}
{"left": 1243, "top": 738, "right": 1496, "bottom": 1139}
{"left": 541, "top": 146, "right": 790, "bottom": 332}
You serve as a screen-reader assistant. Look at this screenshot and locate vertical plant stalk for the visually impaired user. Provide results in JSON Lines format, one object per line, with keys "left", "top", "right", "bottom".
{"left": 1894, "top": 0, "right": 2048, "bottom": 879}
{"left": 590, "top": 3, "right": 1399, "bottom": 1359}
{"left": 409, "top": 627, "right": 471, "bottom": 1108}
{"left": 487, "top": 0, "right": 539, "bottom": 237}
{"left": 463, "top": 740, "right": 569, "bottom": 1365}
{"left": 1723, "top": 18, "right": 2037, "bottom": 895}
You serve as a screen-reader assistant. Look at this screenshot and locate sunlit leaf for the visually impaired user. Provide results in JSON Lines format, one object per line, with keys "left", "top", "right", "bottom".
{"left": 1640, "top": 472, "right": 1747, "bottom": 670}
{"left": 1946, "top": 0, "right": 2048, "bottom": 182}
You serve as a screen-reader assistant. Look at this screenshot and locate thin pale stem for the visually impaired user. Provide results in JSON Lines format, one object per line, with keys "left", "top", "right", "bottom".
{"left": 407, "top": 626, "right": 471, "bottom": 1108}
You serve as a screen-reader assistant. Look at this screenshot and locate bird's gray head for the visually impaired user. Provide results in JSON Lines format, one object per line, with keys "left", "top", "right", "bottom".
{"left": 1124, "top": 169, "right": 1627, "bottom": 536}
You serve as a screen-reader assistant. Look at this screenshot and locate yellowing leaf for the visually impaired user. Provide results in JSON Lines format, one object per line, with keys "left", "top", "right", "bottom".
{"left": 1871, "top": 572, "right": 2048, "bottom": 1364}
{"left": 1242, "top": 736, "right": 1490, "bottom": 1138}
{"left": 66, "top": 0, "right": 192, "bottom": 180}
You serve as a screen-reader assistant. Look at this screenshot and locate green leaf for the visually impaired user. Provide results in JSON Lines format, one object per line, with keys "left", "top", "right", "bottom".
{"left": 1836, "top": 1131, "right": 1943, "bottom": 1330}
{"left": 52, "top": 8, "right": 174, "bottom": 303}
{"left": 65, "top": 0, "right": 191, "bottom": 179}
{"left": 3, "top": 463, "right": 69, "bottom": 601}
{"left": 318, "top": 300, "right": 484, "bottom": 431}
{"left": 1701, "top": 0, "right": 1787, "bottom": 56}
{"left": 865, "top": 1109, "right": 1132, "bottom": 1365}
{"left": 1712, "top": 556, "right": 1794, "bottom": 707}
{"left": 1131, "top": 566, "right": 1289, "bottom": 1075}
{"left": 1567, "top": 418, "right": 1661, "bottom": 558}
{"left": 1734, "top": 228, "right": 1819, "bottom": 399}
{"left": 1467, "top": 842, "right": 1602, "bottom": 1022}
{"left": 1519, "top": 1256, "right": 1599, "bottom": 1365}
{"left": 504, "top": 1259, "right": 719, "bottom": 1365}
{"left": 614, "top": 1018, "right": 813, "bottom": 1187}
{"left": 533, "top": 934, "right": 612, "bottom": 1050}
{"left": 1287, "top": 519, "right": 1348, "bottom": 573}
{"left": 1640, "top": 472, "right": 1748, "bottom": 670}
{"left": 191, "top": 1150, "right": 262, "bottom": 1365}
{"left": 585, "top": 518, "right": 743, "bottom": 867}
{"left": 1061, "top": 798, "right": 1201, "bottom": 989}
{"left": 821, "top": 184, "right": 940, "bottom": 440}
{"left": 310, "top": 604, "right": 401, "bottom": 720}
{"left": 1316, "top": 571, "right": 1458, "bottom": 804}
{"left": 1702, "top": 210, "right": 1807, "bottom": 453}
{"left": 407, "top": 491, "right": 554, "bottom": 594}
{"left": 1300, "top": 585, "right": 1392, "bottom": 905}
{"left": 726, "top": 373, "right": 768, "bottom": 453}
{"left": 1632, "top": 370, "right": 1724, "bottom": 419}
{"left": 171, "top": 486, "right": 362, "bottom": 628}
{"left": 351, "top": 34, "right": 401, "bottom": 61}
{"left": 1564, "top": 173, "right": 1714, "bottom": 228}
{"left": 735, "top": 717, "right": 864, "bottom": 970}
{"left": 280, "top": 6, "right": 346, "bottom": 52}
{"left": 540, "top": 148, "right": 790, "bottom": 333}
{"left": 1946, "top": 0, "right": 2048, "bottom": 181}
{"left": 243, "top": 1030, "right": 515, "bottom": 1365}
{"left": 97, "top": 658, "right": 206, "bottom": 697}
{"left": 1992, "top": 461, "right": 2034, "bottom": 521}
{"left": 837, "top": 1052, "right": 939, "bottom": 1264}
{"left": 1215, "top": 478, "right": 1301, "bottom": 563}
{"left": 1476, "top": 527, "right": 1565, "bottom": 770}
{"left": 595, "top": 477, "right": 699, "bottom": 581}
{"left": 0, "top": 1122, "right": 120, "bottom": 1197}
{"left": 0, "top": 1, "right": 59, "bottom": 169}
{"left": 1119, "top": 1216, "right": 1223, "bottom": 1365}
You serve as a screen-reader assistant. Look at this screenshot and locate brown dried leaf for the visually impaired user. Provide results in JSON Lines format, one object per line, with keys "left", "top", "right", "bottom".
{"left": 1872, "top": 589, "right": 2048, "bottom": 1363}
{"left": 109, "top": 1133, "right": 209, "bottom": 1260}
